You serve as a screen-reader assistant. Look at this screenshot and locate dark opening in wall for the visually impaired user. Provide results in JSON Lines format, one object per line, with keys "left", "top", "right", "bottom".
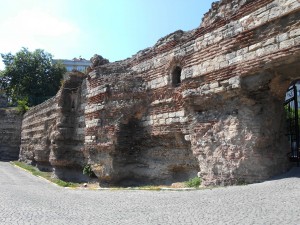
{"left": 172, "top": 66, "right": 182, "bottom": 87}
{"left": 111, "top": 117, "right": 199, "bottom": 187}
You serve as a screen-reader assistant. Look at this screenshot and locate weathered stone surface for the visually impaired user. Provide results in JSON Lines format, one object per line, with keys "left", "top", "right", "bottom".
{"left": 0, "top": 109, "right": 22, "bottom": 161}
{"left": 90, "top": 54, "right": 109, "bottom": 69}
{"left": 19, "top": 0, "right": 300, "bottom": 186}
{"left": 20, "top": 72, "right": 88, "bottom": 181}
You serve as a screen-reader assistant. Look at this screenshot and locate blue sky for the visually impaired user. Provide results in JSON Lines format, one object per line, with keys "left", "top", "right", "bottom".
{"left": 0, "top": 0, "right": 214, "bottom": 69}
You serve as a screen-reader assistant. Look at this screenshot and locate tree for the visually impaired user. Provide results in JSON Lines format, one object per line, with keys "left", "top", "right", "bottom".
{"left": 0, "top": 48, "right": 66, "bottom": 106}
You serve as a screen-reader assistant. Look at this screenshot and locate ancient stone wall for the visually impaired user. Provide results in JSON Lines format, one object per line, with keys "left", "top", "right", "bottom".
{"left": 83, "top": 0, "right": 300, "bottom": 186}
{"left": 19, "top": 0, "right": 300, "bottom": 186}
{"left": 0, "top": 109, "right": 22, "bottom": 161}
{"left": 84, "top": 61, "right": 200, "bottom": 186}
{"left": 20, "top": 72, "right": 87, "bottom": 181}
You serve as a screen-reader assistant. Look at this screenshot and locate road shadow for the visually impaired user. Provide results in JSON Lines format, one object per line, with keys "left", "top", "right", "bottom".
{"left": 267, "top": 166, "right": 300, "bottom": 181}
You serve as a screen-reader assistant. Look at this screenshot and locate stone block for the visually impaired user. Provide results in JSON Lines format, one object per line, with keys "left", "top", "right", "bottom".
{"left": 184, "top": 135, "right": 191, "bottom": 141}
{"left": 162, "top": 113, "right": 169, "bottom": 119}
{"left": 169, "top": 112, "right": 176, "bottom": 118}
{"left": 214, "top": 86, "right": 226, "bottom": 93}
{"left": 172, "top": 118, "right": 180, "bottom": 123}
{"left": 294, "top": 36, "right": 300, "bottom": 45}
{"left": 210, "top": 82, "right": 219, "bottom": 89}
{"left": 288, "top": 1, "right": 300, "bottom": 11}
{"left": 249, "top": 43, "right": 262, "bottom": 52}
{"left": 158, "top": 119, "right": 165, "bottom": 125}
{"left": 152, "top": 119, "right": 159, "bottom": 125}
{"left": 256, "top": 10, "right": 270, "bottom": 24}
{"left": 206, "top": 66, "right": 215, "bottom": 73}
{"left": 220, "top": 80, "right": 229, "bottom": 87}
{"left": 180, "top": 117, "right": 188, "bottom": 123}
{"left": 256, "top": 48, "right": 265, "bottom": 57}
{"left": 244, "top": 51, "right": 257, "bottom": 61}
{"left": 263, "top": 37, "right": 275, "bottom": 46}
{"left": 232, "top": 83, "right": 240, "bottom": 89}
{"left": 268, "top": 7, "right": 281, "bottom": 20}
{"left": 166, "top": 118, "right": 173, "bottom": 124}
{"left": 198, "top": 66, "right": 207, "bottom": 75}
{"left": 236, "top": 47, "right": 248, "bottom": 56}
{"left": 277, "top": 33, "right": 289, "bottom": 42}
{"left": 264, "top": 44, "right": 279, "bottom": 54}
{"left": 290, "top": 28, "right": 300, "bottom": 38}
{"left": 228, "top": 76, "right": 240, "bottom": 85}
{"left": 284, "top": 0, "right": 298, "bottom": 6}
{"left": 175, "top": 111, "right": 185, "bottom": 117}
{"left": 280, "top": 39, "right": 294, "bottom": 49}
{"left": 229, "top": 56, "right": 243, "bottom": 65}
{"left": 226, "top": 52, "right": 236, "bottom": 60}
{"left": 220, "top": 60, "right": 229, "bottom": 68}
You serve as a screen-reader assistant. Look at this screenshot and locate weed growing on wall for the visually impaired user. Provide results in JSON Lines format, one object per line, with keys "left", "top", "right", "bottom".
{"left": 83, "top": 164, "right": 95, "bottom": 177}
{"left": 185, "top": 177, "right": 201, "bottom": 188}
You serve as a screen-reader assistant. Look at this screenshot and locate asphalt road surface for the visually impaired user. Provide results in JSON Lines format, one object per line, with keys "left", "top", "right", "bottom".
{"left": 0, "top": 161, "right": 300, "bottom": 225}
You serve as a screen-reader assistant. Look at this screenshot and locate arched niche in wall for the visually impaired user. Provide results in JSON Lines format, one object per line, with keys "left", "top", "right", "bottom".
{"left": 171, "top": 66, "right": 182, "bottom": 87}
{"left": 166, "top": 55, "right": 185, "bottom": 88}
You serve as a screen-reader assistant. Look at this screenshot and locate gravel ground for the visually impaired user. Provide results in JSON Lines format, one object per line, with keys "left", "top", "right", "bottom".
{"left": 0, "top": 161, "right": 300, "bottom": 225}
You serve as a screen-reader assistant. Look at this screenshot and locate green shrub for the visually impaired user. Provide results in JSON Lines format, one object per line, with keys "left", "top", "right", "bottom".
{"left": 185, "top": 177, "right": 201, "bottom": 188}
{"left": 13, "top": 161, "right": 36, "bottom": 173}
{"left": 16, "top": 98, "right": 29, "bottom": 114}
{"left": 53, "top": 179, "right": 77, "bottom": 187}
{"left": 83, "top": 164, "right": 95, "bottom": 177}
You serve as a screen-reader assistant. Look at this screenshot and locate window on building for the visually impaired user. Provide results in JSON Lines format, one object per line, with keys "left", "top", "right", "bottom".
{"left": 172, "top": 66, "right": 182, "bottom": 87}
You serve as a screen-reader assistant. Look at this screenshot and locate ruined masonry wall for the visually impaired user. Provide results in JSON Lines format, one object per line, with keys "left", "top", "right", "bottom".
{"left": 84, "top": 0, "right": 300, "bottom": 185}
{"left": 20, "top": 74, "right": 87, "bottom": 181}
{"left": 0, "top": 109, "right": 22, "bottom": 161}
{"left": 20, "top": 96, "right": 59, "bottom": 165}
{"left": 19, "top": 0, "right": 300, "bottom": 186}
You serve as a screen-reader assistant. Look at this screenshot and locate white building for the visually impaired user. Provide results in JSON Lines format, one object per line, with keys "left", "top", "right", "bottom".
{"left": 53, "top": 57, "right": 91, "bottom": 73}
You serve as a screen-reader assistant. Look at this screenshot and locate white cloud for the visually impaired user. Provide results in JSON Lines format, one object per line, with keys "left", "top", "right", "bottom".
{"left": 0, "top": 7, "right": 81, "bottom": 69}
{"left": 2, "top": 9, "right": 79, "bottom": 37}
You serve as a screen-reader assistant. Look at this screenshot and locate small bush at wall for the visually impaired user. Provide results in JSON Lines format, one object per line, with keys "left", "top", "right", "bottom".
{"left": 16, "top": 98, "right": 29, "bottom": 114}
{"left": 83, "top": 164, "right": 95, "bottom": 177}
{"left": 52, "top": 179, "right": 77, "bottom": 187}
{"left": 185, "top": 177, "right": 201, "bottom": 188}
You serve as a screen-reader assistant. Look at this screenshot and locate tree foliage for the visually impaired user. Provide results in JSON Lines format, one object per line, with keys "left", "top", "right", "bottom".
{"left": 0, "top": 48, "right": 66, "bottom": 106}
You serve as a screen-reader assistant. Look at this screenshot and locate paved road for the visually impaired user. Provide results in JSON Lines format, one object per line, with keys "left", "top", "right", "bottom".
{"left": 0, "top": 161, "right": 300, "bottom": 225}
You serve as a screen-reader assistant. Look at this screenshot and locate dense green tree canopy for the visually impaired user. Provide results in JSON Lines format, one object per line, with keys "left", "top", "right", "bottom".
{"left": 0, "top": 48, "right": 66, "bottom": 106}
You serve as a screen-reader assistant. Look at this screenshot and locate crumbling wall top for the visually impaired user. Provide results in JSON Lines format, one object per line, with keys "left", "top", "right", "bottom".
{"left": 200, "top": 0, "right": 256, "bottom": 27}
